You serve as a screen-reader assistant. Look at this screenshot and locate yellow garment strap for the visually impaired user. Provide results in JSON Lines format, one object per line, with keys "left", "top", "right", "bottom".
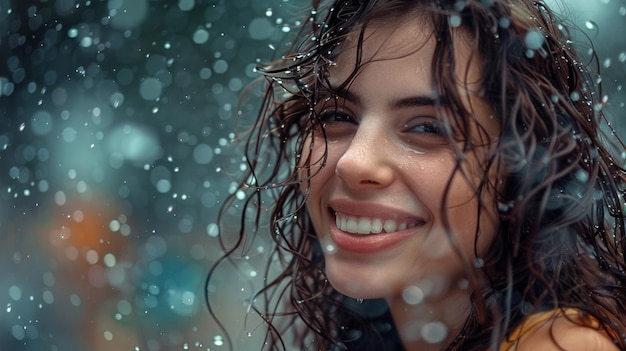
{"left": 499, "top": 308, "right": 604, "bottom": 351}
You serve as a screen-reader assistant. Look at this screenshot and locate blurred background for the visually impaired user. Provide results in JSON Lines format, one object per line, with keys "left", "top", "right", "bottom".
{"left": 0, "top": 0, "right": 624, "bottom": 350}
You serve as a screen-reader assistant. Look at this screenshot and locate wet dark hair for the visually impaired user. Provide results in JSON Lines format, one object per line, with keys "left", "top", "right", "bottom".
{"left": 208, "top": 0, "right": 626, "bottom": 350}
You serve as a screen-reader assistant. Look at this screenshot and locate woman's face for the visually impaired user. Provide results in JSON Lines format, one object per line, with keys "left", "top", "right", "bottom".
{"left": 303, "top": 18, "right": 500, "bottom": 300}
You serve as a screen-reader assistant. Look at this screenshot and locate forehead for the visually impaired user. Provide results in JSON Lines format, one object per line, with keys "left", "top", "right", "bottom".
{"left": 330, "top": 19, "right": 436, "bottom": 84}
{"left": 329, "top": 17, "right": 482, "bottom": 89}
{"left": 326, "top": 18, "right": 499, "bottom": 137}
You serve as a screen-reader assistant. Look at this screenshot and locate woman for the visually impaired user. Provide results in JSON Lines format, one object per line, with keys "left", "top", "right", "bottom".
{"left": 208, "top": 0, "right": 626, "bottom": 350}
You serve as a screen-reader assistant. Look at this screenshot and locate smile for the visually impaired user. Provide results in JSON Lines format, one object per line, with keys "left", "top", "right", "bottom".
{"left": 334, "top": 212, "right": 423, "bottom": 235}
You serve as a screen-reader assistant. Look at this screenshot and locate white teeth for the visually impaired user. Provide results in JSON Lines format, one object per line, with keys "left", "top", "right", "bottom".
{"left": 346, "top": 217, "right": 358, "bottom": 233}
{"left": 357, "top": 218, "right": 371, "bottom": 234}
{"left": 371, "top": 218, "right": 383, "bottom": 233}
{"left": 335, "top": 213, "right": 417, "bottom": 235}
{"left": 383, "top": 220, "right": 397, "bottom": 233}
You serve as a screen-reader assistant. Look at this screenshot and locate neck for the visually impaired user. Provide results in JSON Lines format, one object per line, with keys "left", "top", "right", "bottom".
{"left": 386, "top": 284, "right": 472, "bottom": 351}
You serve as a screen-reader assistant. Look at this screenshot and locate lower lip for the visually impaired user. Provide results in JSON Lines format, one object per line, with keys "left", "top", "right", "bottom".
{"left": 328, "top": 220, "right": 418, "bottom": 254}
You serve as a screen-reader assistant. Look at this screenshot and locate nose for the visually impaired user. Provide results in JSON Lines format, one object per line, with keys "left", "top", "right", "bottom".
{"left": 335, "top": 123, "right": 395, "bottom": 190}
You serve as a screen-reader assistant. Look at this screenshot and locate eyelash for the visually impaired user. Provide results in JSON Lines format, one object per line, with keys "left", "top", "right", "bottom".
{"left": 404, "top": 118, "right": 444, "bottom": 137}
{"left": 318, "top": 111, "right": 357, "bottom": 124}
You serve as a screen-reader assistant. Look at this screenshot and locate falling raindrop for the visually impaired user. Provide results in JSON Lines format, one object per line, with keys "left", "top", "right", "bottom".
{"left": 585, "top": 20, "right": 597, "bottom": 31}
{"left": 449, "top": 15, "right": 461, "bottom": 27}
{"left": 524, "top": 29, "right": 544, "bottom": 50}
{"left": 421, "top": 321, "right": 448, "bottom": 344}
{"left": 402, "top": 285, "right": 424, "bottom": 305}
{"left": 325, "top": 243, "right": 337, "bottom": 253}
{"left": 213, "top": 334, "right": 225, "bottom": 346}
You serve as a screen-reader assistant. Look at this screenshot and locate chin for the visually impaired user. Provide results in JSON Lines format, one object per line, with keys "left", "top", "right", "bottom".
{"left": 324, "top": 256, "right": 402, "bottom": 299}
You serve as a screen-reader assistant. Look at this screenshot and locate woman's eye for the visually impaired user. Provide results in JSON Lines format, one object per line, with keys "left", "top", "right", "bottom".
{"left": 319, "top": 111, "right": 356, "bottom": 124}
{"left": 405, "top": 118, "right": 444, "bottom": 136}
{"left": 313, "top": 110, "right": 357, "bottom": 139}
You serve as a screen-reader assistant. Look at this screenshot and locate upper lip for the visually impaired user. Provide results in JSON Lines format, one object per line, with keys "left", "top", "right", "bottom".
{"left": 327, "top": 198, "right": 425, "bottom": 224}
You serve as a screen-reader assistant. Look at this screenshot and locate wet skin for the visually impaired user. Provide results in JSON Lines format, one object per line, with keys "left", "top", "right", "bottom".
{"left": 303, "top": 18, "right": 500, "bottom": 349}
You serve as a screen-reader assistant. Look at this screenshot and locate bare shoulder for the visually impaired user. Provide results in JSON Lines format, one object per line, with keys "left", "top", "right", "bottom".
{"left": 514, "top": 314, "right": 619, "bottom": 351}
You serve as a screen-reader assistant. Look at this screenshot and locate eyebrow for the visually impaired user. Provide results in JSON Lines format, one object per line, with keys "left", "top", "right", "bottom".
{"left": 330, "top": 86, "right": 436, "bottom": 109}
{"left": 390, "top": 95, "right": 436, "bottom": 109}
